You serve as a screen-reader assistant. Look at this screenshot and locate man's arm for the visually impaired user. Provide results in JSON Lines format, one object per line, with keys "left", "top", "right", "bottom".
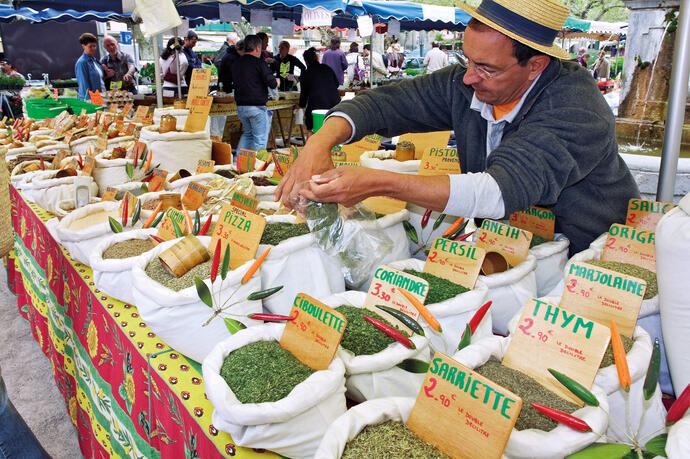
{"left": 262, "top": 61, "right": 278, "bottom": 89}
{"left": 293, "top": 55, "right": 306, "bottom": 72}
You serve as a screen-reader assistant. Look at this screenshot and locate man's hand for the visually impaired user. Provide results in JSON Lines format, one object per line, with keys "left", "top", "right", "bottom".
{"left": 300, "top": 166, "right": 383, "bottom": 207}
{"left": 122, "top": 73, "right": 133, "bottom": 82}
{"left": 104, "top": 67, "right": 115, "bottom": 78}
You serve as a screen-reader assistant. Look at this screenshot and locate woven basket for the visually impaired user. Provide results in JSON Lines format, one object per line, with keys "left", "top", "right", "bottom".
{"left": 0, "top": 147, "right": 13, "bottom": 256}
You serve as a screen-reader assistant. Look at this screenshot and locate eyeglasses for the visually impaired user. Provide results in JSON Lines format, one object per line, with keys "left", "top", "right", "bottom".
{"left": 466, "top": 59, "right": 519, "bottom": 80}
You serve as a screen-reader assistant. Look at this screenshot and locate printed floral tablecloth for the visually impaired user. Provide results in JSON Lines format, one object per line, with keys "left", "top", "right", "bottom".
{"left": 9, "top": 186, "right": 279, "bottom": 459}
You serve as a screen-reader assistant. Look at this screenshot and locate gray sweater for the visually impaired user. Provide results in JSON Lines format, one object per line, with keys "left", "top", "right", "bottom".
{"left": 331, "top": 59, "right": 639, "bottom": 254}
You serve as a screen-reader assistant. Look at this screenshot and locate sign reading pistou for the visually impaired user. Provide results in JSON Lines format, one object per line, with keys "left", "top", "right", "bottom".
{"left": 502, "top": 298, "right": 610, "bottom": 406}
{"left": 407, "top": 352, "right": 522, "bottom": 459}
{"left": 417, "top": 147, "right": 461, "bottom": 176}
{"left": 280, "top": 293, "right": 346, "bottom": 370}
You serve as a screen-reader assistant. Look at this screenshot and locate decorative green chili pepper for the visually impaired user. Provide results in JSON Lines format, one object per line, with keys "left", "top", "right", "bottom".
{"left": 193, "top": 210, "right": 201, "bottom": 235}
{"left": 150, "top": 211, "right": 165, "bottom": 228}
{"left": 445, "top": 219, "right": 469, "bottom": 240}
{"left": 457, "top": 323, "right": 472, "bottom": 350}
{"left": 220, "top": 245, "right": 230, "bottom": 280}
{"left": 548, "top": 368, "right": 599, "bottom": 407}
{"left": 108, "top": 216, "right": 123, "bottom": 233}
{"left": 375, "top": 305, "right": 425, "bottom": 336}
{"left": 643, "top": 338, "right": 661, "bottom": 401}
{"left": 402, "top": 220, "right": 418, "bottom": 244}
{"left": 396, "top": 359, "right": 430, "bottom": 373}
{"left": 267, "top": 177, "right": 281, "bottom": 186}
{"left": 432, "top": 213, "right": 446, "bottom": 231}
{"left": 130, "top": 200, "right": 141, "bottom": 226}
{"left": 170, "top": 218, "right": 183, "bottom": 238}
{"left": 247, "top": 286, "right": 284, "bottom": 301}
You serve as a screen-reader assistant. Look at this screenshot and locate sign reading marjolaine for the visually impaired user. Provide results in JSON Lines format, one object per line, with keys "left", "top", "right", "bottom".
{"left": 208, "top": 204, "right": 266, "bottom": 269}
{"left": 424, "top": 237, "right": 485, "bottom": 289}
{"left": 509, "top": 206, "right": 555, "bottom": 240}
{"left": 560, "top": 261, "right": 646, "bottom": 338}
{"left": 280, "top": 293, "right": 347, "bottom": 370}
{"left": 475, "top": 220, "right": 532, "bottom": 267}
{"left": 502, "top": 298, "right": 610, "bottom": 406}
{"left": 601, "top": 223, "right": 656, "bottom": 272}
{"left": 363, "top": 266, "right": 428, "bottom": 332}
{"left": 407, "top": 352, "right": 522, "bottom": 459}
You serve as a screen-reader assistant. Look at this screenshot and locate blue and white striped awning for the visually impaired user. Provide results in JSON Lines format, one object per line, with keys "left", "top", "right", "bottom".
{"left": 0, "top": 5, "right": 129, "bottom": 23}
{"left": 348, "top": 0, "right": 471, "bottom": 29}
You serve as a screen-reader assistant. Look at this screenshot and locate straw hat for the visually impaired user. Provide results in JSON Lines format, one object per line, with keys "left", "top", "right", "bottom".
{"left": 456, "top": 0, "right": 571, "bottom": 59}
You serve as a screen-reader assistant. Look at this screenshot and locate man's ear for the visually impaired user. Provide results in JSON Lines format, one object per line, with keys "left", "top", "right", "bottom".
{"left": 528, "top": 55, "right": 551, "bottom": 79}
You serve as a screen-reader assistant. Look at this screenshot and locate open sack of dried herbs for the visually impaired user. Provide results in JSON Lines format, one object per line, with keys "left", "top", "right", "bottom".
{"left": 564, "top": 234, "right": 668, "bottom": 394}
{"left": 56, "top": 201, "right": 137, "bottom": 265}
{"left": 314, "top": 397, "right": 450, "bottom": 459}
{"left": 163, "top": 170, "right": 222, "bottom": 194}
{"left": 89, "top": 229, "right": 159, "bottom": 305}
{"left": 256, "top": 214, "right": 345, "bottom": 315}
{"left": 130, "top": 235, "right": 263, "bottom": 363}
{"left": 528, "top": 233, "right": 570, "bottom": 297}
{"left": 139, "top": 125, "right": 211, "bottom": 173}
{"left": 321, "top": 291, "right": 431, "bottom": 402}
{"left": 452, "top": 334, "right": 609, "bottom": 458}
{"left": 505, "top": 305, "right": 667, "bottom": 445}
{"left": 242, "top": 170, "right": 279, "bottom": 200}
{"left": 202, "top": 323, "right": 347, "bottom": 459}
{"left": 359, "top": 149, "right": 421, "bottom": 174}
{"left": 386, "top": 258, "right": 491, "bottom": 354}
{"left": 655, "top": 194, "right": 690, "bottom": 398}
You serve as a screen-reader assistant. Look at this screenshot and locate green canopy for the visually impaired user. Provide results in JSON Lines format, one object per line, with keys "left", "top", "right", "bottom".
{"left": 194, "top": 22, "right": 235, "bottom": 32}
{"left": 564, "top": 16, "right": 591, "bottom": 32}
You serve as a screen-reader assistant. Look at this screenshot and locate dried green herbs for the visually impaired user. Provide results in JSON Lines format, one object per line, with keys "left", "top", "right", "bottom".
{"left": 403, "top": 269, "right": 469, "bottom": 305}
{"left": 336, "top": 305, "right": 409, "bottom": 356}
{"left": 587, "top": 260, "right": 658, "bottom": 299}
{"left": 102, "top": 239, "right": 155, "bottom": 259}
{"left": 220, "top": 340, "right": 314, "bottom": 404}
{"left": 260, "top": 222, "right": 310, "bottom": 245}
{"left": 145, "top": 255, "right": 212, "bottom": 291}
{"left": 475, "top": 358, "right": 579, "bottom": 431}
{"left": 342, "top": 421, "right": 449, "bottom": 459}
{"left": 600, "top": 334, "right": 635, "bottom": 368}
{"left": 530, "top": 234, "right": 551, "bottom": 248}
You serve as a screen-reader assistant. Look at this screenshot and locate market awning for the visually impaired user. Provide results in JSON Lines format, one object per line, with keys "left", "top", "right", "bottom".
{"left": 0, "top": 4, "right": 129, "bottom": 22}
{"left": 346, "top": 0, "right": 470, "bottom": 30}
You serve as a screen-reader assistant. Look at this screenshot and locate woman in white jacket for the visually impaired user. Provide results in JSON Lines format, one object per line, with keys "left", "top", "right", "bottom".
{"left": 160, "top": 37, "right": 189, "bottom": 90}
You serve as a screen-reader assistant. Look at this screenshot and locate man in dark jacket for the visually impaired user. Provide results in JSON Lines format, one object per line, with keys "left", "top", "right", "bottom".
{"left": 275, "top": 0, "right": 639, "bottom": 256}
{"left": 218, "top": 41, "right": 242, "bottom": 92}
{"left": 271, "top": 41, "right": 306, "bottom": 91}
{"left": 182, "top": 30, "right": 202, "bottom": 86}
{"left": 231, "top": 35, "right": 279, "bottom": 152}
{"left": 299, "top": 47, "right": 340, "bottom": 132}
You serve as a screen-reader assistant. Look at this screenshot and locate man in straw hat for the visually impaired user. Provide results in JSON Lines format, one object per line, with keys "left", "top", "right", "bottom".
{"left": 275, "top": 0, "right": 639, "bottom": 255}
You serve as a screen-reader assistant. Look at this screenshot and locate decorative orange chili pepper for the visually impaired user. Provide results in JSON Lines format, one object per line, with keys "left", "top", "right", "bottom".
{"left": 442, "top": 217, "right": 465, "bottom": 237}
{"left": 242, "top": 247, "right": 271, "bottom": 285}
{"left": 181, "top": 203, "right": 194, "bottom": 234}
{"left": 610, "top": 319, "right": 631, "bottom": 392}
{"left": 398, "top": 288, "right": 442, "bottom": 333}
{"left": 142, "top": 201, "right": 163, "bottom": 228}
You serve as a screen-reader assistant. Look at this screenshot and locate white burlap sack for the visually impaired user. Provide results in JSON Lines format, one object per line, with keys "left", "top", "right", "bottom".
{"left": 507, "top": 312, "right": 666, "bottom": 444}
{"left": 667, "top": 410, "right": 690, "bottom": 459}
{"left": 29, "top": 129, "right": 53, "bottom": 140}
{"left": 56, "top": 201, "right": 135, "bottom": 265}
{"left": 202, "top": 323, "right": 347, "bottom": 459}
{"left": 69, "top": 136, "right": 97, "bottom": 156}
{"left": 656, "top": 194, "right": 690, "bottom": 396}
{"left": 153, "top": 107, "right": 209, "bottom": 132}
{"left": 7, "top": 145, "right": 37, "bottom": 159}
{"left": 31, "top": 174, "right": 99, "bottom": 215}
{"left": 37, "top": 142, "right": 70, "bottom": 157}
{"left": 360, "top": 150, "right": 420, "bottom": 174}
{"left": 107, "top": 135, "right": 134, "bottom": 150}
{"left": 258, "top": 214, "right": 344, "bottom": 315}
{"left": 164, "top": 172, "right": 222, "bottom": 194}
{"left": 139, "top": 126, "right": 211, "bottom": 173}
{"left": 386, "top": 258, "right": 492, "bottom": 354}
{"left": 242, "top": 170, "right": 275, "bottom": 200}
{"left": 530, "top": 234, "right": 570, "bottom": 297}
{"left": 93, "top": 153, "right": 135, "bottom": 195}
{"left": 322, "top": 291, "right": 431, "bottom": 402}
{"left": 453, "top": 335, "right": 610, "bottom": 459}
{"left": 314, "top": 397, "right": 416, "bottom": 459}
{"left": 131, "top": 236, "right": 262, "bottom": 363}
{"left": 9, "top": 164, "right": 52, "bottom": 191}
{"left": 478, "top": 253, "right": 538, "bottom": 336}
{"left": 89, "top": 229, "right": 158, "bottom": 305}
{"left": 564, "top": 236, "right": 669, "bottom": 394}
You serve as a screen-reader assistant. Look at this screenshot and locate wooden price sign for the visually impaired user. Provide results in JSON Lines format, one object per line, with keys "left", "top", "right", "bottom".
{"left": 157, "top": 208, "right": 188, "bottom": 241}
{"left": 81, "top": 156, "right": 95, "bottom": 176}
{"left": 125, "top": 123, "right": 136, "bottom": 136}
{"left": 560, "top": 262, "right": 646, "bottom": 338}
{"left": 148, "top": 168, "right": 169, "bottom": 192}
{"left": 399, "top": 131, "right": 451, "bottom": 160}
{"left": 95, "top": 132, "right": 108, "bottom": 153}
{"left": 509, "top": 206, "right": 555, "bottom": 240}
{"left": 418, "top": 147, "right": 462, "bottom": 176}
{"left": 89, "top": 90, "right": 104, "bottom": 105}
{"left": 186, "top": 68, "right": 212, "bottom": 109}
{"left": 601, "top": 223, "right": 656, "bottom": 272}
{"left": 101, "top": 187, "right": 118, "bottom": 201}
{"left": 121, "top": 103, "right": 133, "bottom": 116}
{"left": 626, "top": 198, "right": 677, "bottom": 231}
{"left": 230, "top": 192, "right": 258, "bottom": 213}
{"left": 424, "top": 238, "right": 486, "bottom": 289}
{"left": 362, "top": 266, "right": 428, "bottom": 332}
{"left": 340, "top": 134, "right": 382, "bottom": 162}
{"left": 132, "top": 105, "right": 149, "bottom": 123}
{"left": 208, "top": 204, "right": 266, "bottom": 269}
{"left": 53, "top": 88, "right": 59, "bottom": 101}
{"left": 212, "top": 141, "right": 233, "bottom": 165}
{"left": 271, "top": 153, "right": 292, "bottom": 179}
{"left": 52, "top": 149, "right": 70, "bottom": 169}
{"left": 502, "top": 298, "right": 610, "bottom": 406}
{"left": 407, "top": 352, "right": 522, "bottom": 459}
{"left": 361, "top": 196, "right": 407, "bottom": 215}
{"left": 280, "top": 293, "right": 347, "bottom": 371}
{"left": 236, "top": 148, "right": 256, "bottom": 173}
{"left": 195, "top": 159, "right": 215, "bottom": 174}
{"left": 333, "top": 161, "right": 360, "bottom": 168}
{"left": 118, "top": 192, "right": 138, "bottom": 218}
{"left": 181, "top": 181, "right": 209, "bottom": 211}
{"left": 131, "top": 141, "right": 146, "bottom": 164}
{"left": 183, "top": 96, "right": 213, "bottom": 133}
{"left": 475, "top": 220, "right": 532, "bottom": 267}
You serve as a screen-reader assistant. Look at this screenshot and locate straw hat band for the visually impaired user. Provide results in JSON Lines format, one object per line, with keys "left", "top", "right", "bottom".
{"left": 476, "top": 0, "right": 560, "bottom": 47}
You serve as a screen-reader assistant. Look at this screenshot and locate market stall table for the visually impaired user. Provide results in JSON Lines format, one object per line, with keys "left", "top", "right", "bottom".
{"left": 8, "top": 186, "right": 278, "bottom": 459}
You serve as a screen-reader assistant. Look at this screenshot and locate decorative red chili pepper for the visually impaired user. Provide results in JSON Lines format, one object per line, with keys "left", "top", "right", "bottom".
{"left": 363, "top": 315, "right": 415, "bottom": 349}
{"left": 248, "top": 313, "right": 295, "bottom": 322}
{"left": 39, "top": 157, "right": 45, "bottom": 170}
{"left": 271, "top": 151, "right": 284, "bottom": 175}
{"left": 468, "top": 301, "right": 492, "bottom": 335}
{"left": 530, "top": 403, "right": 592, "bottom": 432}
{"left": 121, "top": 196, "right": 129, "bottom": 227}
{"left": 141, "top": 173, "right": 153, "bottom": 183}
{"left": 667, "top": 383, "right": 690, "bottom": 424}
{"left": 421, "top": 209, "right": 432, "bottom": 229}
{"left": 454, "top": 230, "right": 475, "bottom": 242}
{"left": 198, "top": 214, "right": 213, "bottom": 236}
{"left": 150, "top": 235, "right": 165, "bottom": 244}
{"left": 77, "top": 152, "right": 84, "bottom": 169}
{"left": 210, "top": 239, "right": 221, "bottom": 283}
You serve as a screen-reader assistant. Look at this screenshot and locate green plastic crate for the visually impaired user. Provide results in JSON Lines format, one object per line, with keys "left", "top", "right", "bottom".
{"left": 60, "top": 97, "right": 103, "bottom": 114}
{"left": 25, "top": 99, "right": 66, "bottom": 119}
